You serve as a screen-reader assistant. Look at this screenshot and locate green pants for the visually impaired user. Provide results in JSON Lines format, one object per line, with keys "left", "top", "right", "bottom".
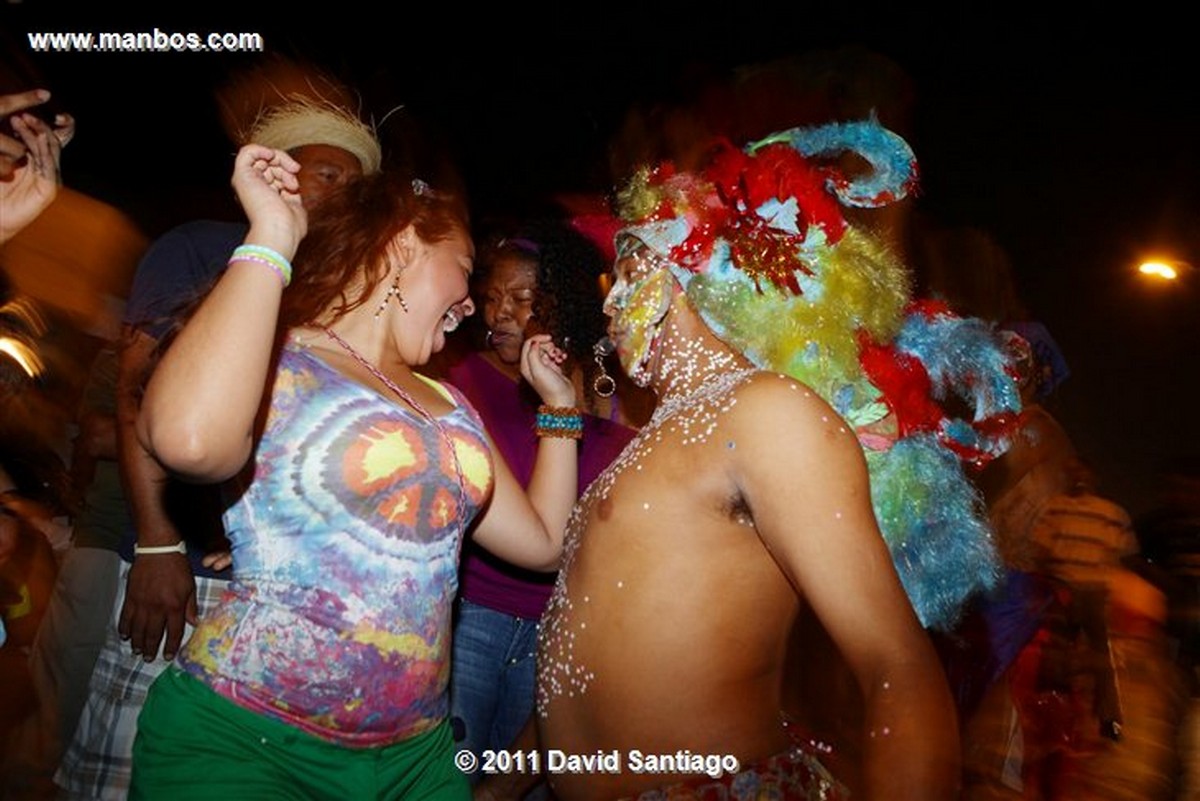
{"left": 131, "top": 668, "right": 469, "bottom": 800}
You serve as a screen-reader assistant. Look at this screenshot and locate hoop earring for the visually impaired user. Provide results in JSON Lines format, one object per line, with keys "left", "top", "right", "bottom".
{"left": 374, "top": 272, "right": 409, "bottom": 319}
{"left": 592, "top": 338, "right": 616, "bottom": 398}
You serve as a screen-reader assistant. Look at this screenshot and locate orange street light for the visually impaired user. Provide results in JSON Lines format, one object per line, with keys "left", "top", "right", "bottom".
{"left": 1137, "top": 258, "right": 1195, "bottom": 282}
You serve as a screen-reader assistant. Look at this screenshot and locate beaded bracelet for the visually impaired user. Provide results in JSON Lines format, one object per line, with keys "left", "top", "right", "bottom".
{"left": 229, "top": 244, "right": 293, "bottom": 287}
{"left": 536, "top": 405, "right": 583, "bottom": 439}
{"left": 134, "top": 541, "right": 187, "bottom": 556}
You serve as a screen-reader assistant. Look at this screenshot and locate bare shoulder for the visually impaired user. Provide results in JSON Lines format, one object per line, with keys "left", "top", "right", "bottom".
{"left": 722, "top": 373, "right": 915, "bottom": 650}
{"left": 722, "top": 371, "right": 876, "bottom": 545}
{"left": 724, "top": 371, "right": 863, "bottom": 465}
{"left": 728, "top": 370, "right": 825, "bottom": 405}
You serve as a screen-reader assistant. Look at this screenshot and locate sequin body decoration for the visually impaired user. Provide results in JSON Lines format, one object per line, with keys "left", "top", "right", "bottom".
{"left": 537, "top": 313, "right": 757, "bottom": 714}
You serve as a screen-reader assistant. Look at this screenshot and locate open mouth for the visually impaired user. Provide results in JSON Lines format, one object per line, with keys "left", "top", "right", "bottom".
{"left": 442, "top": 306, "right": 464, "bottom": 333}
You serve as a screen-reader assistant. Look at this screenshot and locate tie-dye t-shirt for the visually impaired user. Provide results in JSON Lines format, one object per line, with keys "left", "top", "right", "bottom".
{"left": 178, "top": 343, "right": 494, "bottom": 746}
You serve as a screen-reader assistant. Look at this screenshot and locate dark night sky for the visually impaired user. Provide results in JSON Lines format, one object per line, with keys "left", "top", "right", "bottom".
{"left": 3, "top": 5, "right": 1198, "bottom": 516}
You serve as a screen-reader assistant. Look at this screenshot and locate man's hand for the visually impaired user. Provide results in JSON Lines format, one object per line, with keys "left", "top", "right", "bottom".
{"left": 118, "top": 552, "right": 197, "bottom": 662}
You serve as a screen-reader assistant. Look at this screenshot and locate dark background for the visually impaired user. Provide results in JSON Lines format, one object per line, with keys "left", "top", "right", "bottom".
{"left": 2, "top": 4, "right": 1197, "bottom": 518}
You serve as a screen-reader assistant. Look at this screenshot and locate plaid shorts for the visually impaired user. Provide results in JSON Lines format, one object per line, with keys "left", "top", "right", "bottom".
{"left": 54, "top": 561, "right": 226, "bottom": 801}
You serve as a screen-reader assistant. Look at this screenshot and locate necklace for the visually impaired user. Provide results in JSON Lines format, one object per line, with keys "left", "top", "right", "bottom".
{"left": 585, "top": 318, "right": 760, "bottom": 504}
{"left": 649, "top": 365, "right": 758, "bottom": 432}
{"left": 537, "top": 361, "right": 757, "bottom": 714}
{"left": 584, "top": 364, "right": 757, "bottom": 504}
{"left": 319, "top": 327, "right": 469, "bottom": 534}
{"left": 537, "top": 318, "right": 762, "bottom": 713}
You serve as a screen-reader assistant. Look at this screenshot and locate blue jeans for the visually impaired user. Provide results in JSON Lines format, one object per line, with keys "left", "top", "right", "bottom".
{"left": 449, "top": 599, "right": 539, "bottom": 785}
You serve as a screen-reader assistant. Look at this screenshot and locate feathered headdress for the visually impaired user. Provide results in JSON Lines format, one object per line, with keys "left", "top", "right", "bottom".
{"left": 616, "top": 117, "right": 1023, "bottom": 629}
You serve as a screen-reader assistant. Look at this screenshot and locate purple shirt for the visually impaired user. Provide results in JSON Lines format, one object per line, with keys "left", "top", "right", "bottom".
{"left": 447, "top": 352, "right": 636, "bottom": 619}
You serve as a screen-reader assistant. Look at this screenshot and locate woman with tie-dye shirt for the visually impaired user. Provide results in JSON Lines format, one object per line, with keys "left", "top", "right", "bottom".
{"left": 128, "top": 145, "right": 578, "bottom": 801}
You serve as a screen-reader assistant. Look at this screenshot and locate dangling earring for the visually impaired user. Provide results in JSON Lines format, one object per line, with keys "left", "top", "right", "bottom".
{"left": 374, "top": 272, "right": 409, "bottom": 319}
{"left": 592, "top": 337, "right": 616, "bottom": 398}
{"left": 485, "top": 329, "right": 494, "bottom": 348}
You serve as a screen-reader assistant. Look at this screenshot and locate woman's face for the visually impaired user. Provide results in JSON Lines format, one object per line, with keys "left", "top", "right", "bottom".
{"left": 392, "top": 226, "right": 476, "bottom": 365}
{"left": 481, "top": 254, "right": 538, "bottom": 365}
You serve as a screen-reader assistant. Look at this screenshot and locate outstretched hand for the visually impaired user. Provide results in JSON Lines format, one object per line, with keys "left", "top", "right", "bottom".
{"left": 231, "top": 143, "right": 306, "bottom": 257}
{"left": 0, "top": 89, "right": 74, "bottom": 243}
{"left": 521, "top": 334, "right": 576, "bottom": 408}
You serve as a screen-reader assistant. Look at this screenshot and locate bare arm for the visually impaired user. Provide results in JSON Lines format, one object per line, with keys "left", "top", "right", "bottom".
{"left": 114, "top": 327, "right": 198, "bottom": 661}
{"left": 470, "top": 335, "right": 577, "bottom": 572}
{"left": 730, "top": 375, "right": 960, "bottom": 801}
{"left": 138, "top": 146, "right": 304, "bottom": 482}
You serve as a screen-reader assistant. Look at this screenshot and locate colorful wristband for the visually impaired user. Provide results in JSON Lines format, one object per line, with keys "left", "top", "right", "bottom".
{"left": 134, "top": 541, "right": 187, "bottom": 556}
{"left": 536, "top": 405, "right": 583, "bottom": 439}
{"left": 230, "top": 244, "right": 292, "bottom": 287}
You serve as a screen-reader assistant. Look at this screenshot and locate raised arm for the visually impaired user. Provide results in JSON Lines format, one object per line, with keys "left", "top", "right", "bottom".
{"left": 469, "top": 334, "right": 578, "bottom": 572}
{"left": 729, "top": 375, "right": 960, "bottom": 801}
{"left": 138, "top": 145, "right": 305, "bottom": 482}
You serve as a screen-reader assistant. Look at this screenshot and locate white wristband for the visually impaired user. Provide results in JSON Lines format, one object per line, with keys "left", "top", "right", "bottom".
{"left": 134, "top": 541, "right": 187, "bottom": 556}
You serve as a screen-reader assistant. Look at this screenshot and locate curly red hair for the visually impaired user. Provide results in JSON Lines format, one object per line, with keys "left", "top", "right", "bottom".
{"left": 280, "top": 171, "right": 468, "bottom": 329}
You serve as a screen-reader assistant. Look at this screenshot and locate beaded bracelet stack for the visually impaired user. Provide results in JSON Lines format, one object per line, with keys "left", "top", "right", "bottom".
{"left": 229, "top": 244, "right": 293, "bottom": 287}
{"left": 536, "top": 405, "right": 583, "bottom": 439}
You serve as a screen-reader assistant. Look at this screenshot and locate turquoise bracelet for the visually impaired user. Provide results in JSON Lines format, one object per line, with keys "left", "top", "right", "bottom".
{"left": 536, "top": 405, "right": 583, "bottom": 439}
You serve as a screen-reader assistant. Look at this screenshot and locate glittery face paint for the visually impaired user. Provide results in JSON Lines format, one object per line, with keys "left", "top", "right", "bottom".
{"left": 603, "top": 245, "right": 675, "bottom": 387}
